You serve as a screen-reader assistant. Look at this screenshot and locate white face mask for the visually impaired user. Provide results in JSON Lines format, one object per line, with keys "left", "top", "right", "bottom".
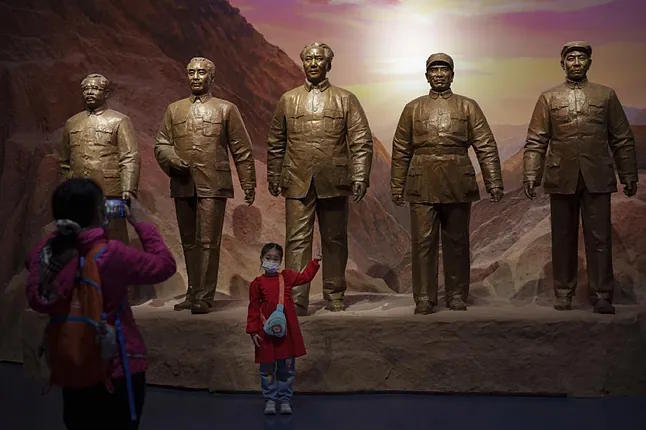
{"left": 262, "top": 259, "right": 281, "bottom": 273}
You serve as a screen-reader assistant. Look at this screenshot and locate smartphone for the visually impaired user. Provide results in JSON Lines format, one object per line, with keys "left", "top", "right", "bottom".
{"left": 105, "top": 199, "right": 128, "bottom": 219}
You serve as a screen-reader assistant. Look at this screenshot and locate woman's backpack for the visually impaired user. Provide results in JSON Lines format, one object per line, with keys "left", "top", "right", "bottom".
{"left": 45, "top": 242, "right": 117, "bottom": 388}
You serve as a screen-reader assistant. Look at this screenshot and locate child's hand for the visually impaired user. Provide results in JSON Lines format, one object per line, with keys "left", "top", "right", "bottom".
{"left": 313, "top": 254, "right": 322, "bottom": 262}
{"left": 250, "top": 333, "right": 262, "bottom": 348}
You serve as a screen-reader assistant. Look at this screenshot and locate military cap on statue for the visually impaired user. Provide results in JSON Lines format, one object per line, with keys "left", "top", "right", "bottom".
{"left": 425, "top": 53, "right": 454, "bottom": 71}
{"left": 560, "top": 41, "right": 592, "bottom": 58}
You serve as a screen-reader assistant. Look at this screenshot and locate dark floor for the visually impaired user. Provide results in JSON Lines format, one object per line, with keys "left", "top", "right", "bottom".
{"left": 2, "top": 362, "right": 645, "bottom": 430}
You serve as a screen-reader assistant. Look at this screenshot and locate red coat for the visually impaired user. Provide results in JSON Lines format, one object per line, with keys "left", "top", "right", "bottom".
{"left": 246, "top": 260, "right": 320, "bottom": 364}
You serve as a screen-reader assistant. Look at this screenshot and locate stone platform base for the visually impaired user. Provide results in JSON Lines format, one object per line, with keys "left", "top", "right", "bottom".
{"left": 18, "top": 293, "right": 646, "bottom": 396}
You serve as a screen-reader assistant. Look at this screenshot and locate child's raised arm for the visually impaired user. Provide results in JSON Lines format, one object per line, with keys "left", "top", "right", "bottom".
{"left": 286, "top": 259, "right": 320, "bottom": 286}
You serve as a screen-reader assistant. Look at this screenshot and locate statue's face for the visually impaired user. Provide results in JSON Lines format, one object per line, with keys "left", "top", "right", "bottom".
{"left": 302, "top": 47, "right": 330, "bottom": 84}
{"left": 426, "top": 64, "right": 454, "bottom": 92}
{"left": 81, "top": 79, "right": 108, "bottom": 110}
{"left": 187, "top": 60, "right": 213, "bottom": 95}
{"left": 561, "top": 50, "right": 591, "bottom": 81}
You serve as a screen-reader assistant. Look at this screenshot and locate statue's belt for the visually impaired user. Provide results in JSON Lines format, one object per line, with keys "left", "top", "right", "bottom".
{"left": 414, "top": 146, "right": 467, "bottom": 156}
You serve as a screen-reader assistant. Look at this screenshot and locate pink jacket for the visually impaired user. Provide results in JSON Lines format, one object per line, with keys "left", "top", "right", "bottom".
{"left": 25, "top": 222, "right": 176, "bottom": 379}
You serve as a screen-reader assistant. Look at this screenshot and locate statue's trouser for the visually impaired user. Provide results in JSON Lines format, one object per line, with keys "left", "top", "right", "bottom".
{"left": 286, "top": 185, "right": 348, "bottom": 310}
{"left": 105, "top": 214, "right": 147, "bottom": 302}
{"left": 106, "top": 217, "right": 129, "bottom": 243}
{"left": 410, "top": 202, "right": 471, "bottom": 305}
{"left": 550, "top": 173, "right": 613, "bottom": 303}
{"left": 174, "top": 196, "right": 227, "bottom": 305}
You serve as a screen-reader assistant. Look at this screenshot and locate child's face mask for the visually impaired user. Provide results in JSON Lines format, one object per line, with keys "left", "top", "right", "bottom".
{"left": 262, "top": 259, "right": 281, "bottom": 273}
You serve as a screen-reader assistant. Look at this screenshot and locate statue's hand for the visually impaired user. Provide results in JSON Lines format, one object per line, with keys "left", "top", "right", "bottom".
{"left": 244, "top": 188, "right": 255, "bottom": 205}
{"left": 170, "top": 158, "right": 190, "bottom": 176}
{"left": 489, "top": 187, "right": 504, "bottom": 202}
{"left": 392, "top": 193, "right": 406, "bottom": 207}
{"left": 523, "top": 181, "right": 536, "bottom": 200}
{"left": 624, "top": 181, "right": 638, "bottom": 197}
{"left": 352, "top": 181, "right": 367, "bottom": 202}
{"left": 268, "top": 182, "right": 281, "bottom": 197}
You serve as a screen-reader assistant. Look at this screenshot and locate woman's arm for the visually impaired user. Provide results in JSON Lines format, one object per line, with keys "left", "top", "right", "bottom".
{"left": 104, "top": 222, "right": 176, "bottom": 286}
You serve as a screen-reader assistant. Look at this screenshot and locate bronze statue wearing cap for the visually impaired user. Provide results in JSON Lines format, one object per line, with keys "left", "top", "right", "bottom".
{"left": 155, "top": 57, "right": 256, "bottom": 314}
{"left": 391, "top": 53, "right": 504, "bottom": 314}
{"left": 267, "top": 42, "right": 373, "bottom": 315}
{"left": 58, "top": 73, "right": 140, "bottom": 243}
{"left": 523, "top": 41, "right": 638, "bottom": 314}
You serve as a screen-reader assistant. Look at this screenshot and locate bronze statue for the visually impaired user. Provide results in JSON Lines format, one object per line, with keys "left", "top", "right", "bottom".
{"left": 391, "top": 53, "right": 504, "bottom": 314}
{"left": 58, "top": 73, "right": 140, "bottom": 243}
{"left": 155, "top": 57, "right": 256, "bottom": 314}
{"left": 267, "top": 42, "right": 373, "bottom": 315}
{"left": 523, "top": 41, "right": 638, "bottom": 314}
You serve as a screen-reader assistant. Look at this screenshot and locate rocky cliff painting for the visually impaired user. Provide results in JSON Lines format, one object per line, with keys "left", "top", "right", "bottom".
{"left": 0, "top": 0, "right": 409, "bottom": 307}
{"left": 0, "top": 0, "right": 644, "bottom": 310}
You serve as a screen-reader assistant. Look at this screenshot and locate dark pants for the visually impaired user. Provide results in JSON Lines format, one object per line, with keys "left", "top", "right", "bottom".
{"left": 174, "top": 196, "right": 227, "bottom": 304}
{"left": 286, "top": 185, "right": 349, "bottom": 310}
{"left": 550, "top": 174, "right": 613, "bottom": 302}
{"left": 62, "top": 372, "right": 146, "bottom": 430}
{"left": 410, "top": 202, "right": 472, "bottom": 305}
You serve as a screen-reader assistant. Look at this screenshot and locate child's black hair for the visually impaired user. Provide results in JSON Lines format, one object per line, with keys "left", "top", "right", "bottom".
{"left": 260, "top": 242, "right": 283, "bottom": 260}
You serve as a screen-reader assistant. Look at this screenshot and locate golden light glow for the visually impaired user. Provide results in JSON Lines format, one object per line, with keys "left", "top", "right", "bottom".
{"left": 230, "top": 0, "right": 646, "bottom": 146}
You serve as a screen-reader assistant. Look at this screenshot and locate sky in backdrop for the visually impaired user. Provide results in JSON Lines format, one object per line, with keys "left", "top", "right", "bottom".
{"left": 230, "top": 0, "right": 646, "bottom": 143}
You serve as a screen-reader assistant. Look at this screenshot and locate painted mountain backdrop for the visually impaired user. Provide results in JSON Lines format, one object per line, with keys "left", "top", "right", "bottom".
{"left": 0, "top": 0, "right": 643, "bottom": 310}
{"left": 0, "top": 0, "right": 409, "bottom": 302}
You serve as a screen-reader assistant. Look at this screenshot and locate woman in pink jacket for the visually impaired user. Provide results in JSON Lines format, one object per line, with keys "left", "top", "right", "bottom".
{"left": 25, "top": 178, "right": 176, "bottom": 430}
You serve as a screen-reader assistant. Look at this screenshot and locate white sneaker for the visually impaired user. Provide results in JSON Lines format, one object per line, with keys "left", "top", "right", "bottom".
{"left": 279, "top": 402, "right": 293, "bottom": 415}
{"left": 264, "top": 400, "right": 277, "bottom": 415}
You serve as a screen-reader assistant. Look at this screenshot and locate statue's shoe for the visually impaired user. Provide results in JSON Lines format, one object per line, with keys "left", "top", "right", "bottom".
{"left": 325, "top": 300, "right": 345, "bottom": 312}
{"left": 448, "top": 297, "right": 467, "bottom": 311}
{"left": 593, "top": 299, "right": 615, "bottom": 314}
{"left": 554, "top": 297, "right": 572, "bottom": 311}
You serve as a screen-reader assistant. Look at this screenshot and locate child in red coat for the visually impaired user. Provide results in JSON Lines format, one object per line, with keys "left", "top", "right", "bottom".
{"left": 246, "top": 243, "right": 320, "bottom": 415}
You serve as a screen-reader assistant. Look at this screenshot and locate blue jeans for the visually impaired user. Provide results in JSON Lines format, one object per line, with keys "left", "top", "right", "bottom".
{"left": 259, "top": 357, "right": 295, "bottom": 402}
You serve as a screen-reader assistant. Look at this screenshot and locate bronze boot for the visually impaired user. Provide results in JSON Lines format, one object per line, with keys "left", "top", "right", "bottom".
{"left": 177, "top": 243, "right": 199, "bottom": 312}
{"left": 191, "top": 300, "right": 213, "bottom": 315}
{"left": 448, "top": 296, "right": 467, "bottom": 311}
{"left": 325, "top": 299, "right": 345, "bottom": 312}
{"left": 295, "top": 304, "right": 308, "bottom": 317}
{"left": 554, "top": 296, "right": 572, "bottom": 311}
{"left": 173, "top": 297, "right": 192, "bottom": 311}
{"left": 593, "top": 298, "right": 615, "bottom": 314}
{"left": 414, "top": 298, "right": 435, "bottom": 315}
